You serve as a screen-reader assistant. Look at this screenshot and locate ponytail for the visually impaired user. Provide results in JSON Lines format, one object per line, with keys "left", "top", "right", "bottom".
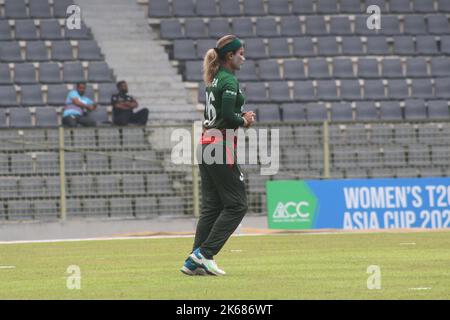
{"left": 203, "top": 48, "right": 220, "bottom": 87}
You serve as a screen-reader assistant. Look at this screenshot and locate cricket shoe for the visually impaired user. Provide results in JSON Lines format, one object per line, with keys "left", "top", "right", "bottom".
{"left": 180, "top": 256, "right": 207, "bottom": 276}
{"left": 190, "top": 248, "right": 226, "bottom": 276}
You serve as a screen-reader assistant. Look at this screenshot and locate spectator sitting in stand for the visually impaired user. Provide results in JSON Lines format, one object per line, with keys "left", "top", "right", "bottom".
{"left": 62, "top": 82, "right": 97, "bottom": 127}
{"left": 111, "top": 81, "right": 149, "bottom": 126}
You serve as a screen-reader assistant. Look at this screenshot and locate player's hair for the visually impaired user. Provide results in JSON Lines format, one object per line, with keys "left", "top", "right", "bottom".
{"left": 203, "top": 35, "right": 240, "bottom": 86}
{"left": 116, "top": 80, "right": 126, "bottom": 89}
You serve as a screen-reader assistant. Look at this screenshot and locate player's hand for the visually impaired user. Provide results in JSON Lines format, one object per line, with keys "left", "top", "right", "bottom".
{"left": 243, "top": 111, "right": 256, "bottom": 128}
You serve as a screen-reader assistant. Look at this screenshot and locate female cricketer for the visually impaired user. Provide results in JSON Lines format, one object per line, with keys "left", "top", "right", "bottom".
{"left": 181, "top": 35, "right": 256, "bottom": 276}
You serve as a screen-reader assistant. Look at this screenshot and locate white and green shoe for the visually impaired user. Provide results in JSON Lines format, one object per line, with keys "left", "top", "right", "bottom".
{"left": 180, "top": 257, "right": 207, "bottom": 276}
{"left": 190, "top": 248, "right": 226, "bottom": 276}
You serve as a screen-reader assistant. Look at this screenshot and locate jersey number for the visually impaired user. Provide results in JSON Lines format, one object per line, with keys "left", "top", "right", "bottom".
{"left": 205, "top": 91, "right": 217, "bottom": 124}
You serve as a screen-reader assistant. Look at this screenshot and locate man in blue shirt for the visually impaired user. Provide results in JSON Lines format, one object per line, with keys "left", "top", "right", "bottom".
{"left": 62, "top": 82, "right": 97, "bottom": 127}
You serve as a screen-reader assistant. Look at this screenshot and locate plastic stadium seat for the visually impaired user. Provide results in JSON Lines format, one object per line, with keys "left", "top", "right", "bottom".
{"left": 357, "top": 58, "right": 379, "bottom": 79}
{"left": 65, "top": 22, "right": 91, "bottom": 40}
{"left": 283, "top": 60, "right": 306, "bottom": 80}
{"left": 257, "top": 104, "right": 280, "bottom": 122}
{"left": 438, "top": 0, "right": 450, "bottom": 11}
{"left": 89, "top": 106, "right": 110, "bottom": 125}
{"left": 0, "top": 85, "right": 18, "bottom": 107}
{"left": 208, "top": 18, "right": 231, "bottom": 38}
{"left": 78, "top": 40, "right": 102, "bottom": 60}
{"left": 0, "top": 41, "right": 23, "bottom": 62}
{"left": 173, "top": 0, "right": 195, "bottom": 17}
{"left": 39, "top": 63, "right": 61, "bottom": 83}
{"left": 219, "top": 0, "right": 241, "bottom": 16}
{"left": 382, "top": 58, "right": 403, "bottom": 78}
{"left": 332, "top": 58, "right": 354, "bottom": 78}
{"left": 379, "top": 101, "right": 402, "bottom": 120}
{"left": 428, "top": 100, "right": 449, "bottom": 119}
{"left": 173, "top": 40, "right": 196, "bottom": 60}
{"left": 305, "top": 16, "right": 327, "bottom": 36}
{"left": 266, "top": 0, "right": 288, "bottom": 15}
{"left": 148, "top": 0, "right": 171, "bottom": 17}
{"left": 237, "top": 60, "right": 258, "bottom": 81}
{"left": 329, "top": 17, "right": 352, "bottom": 36}
{"left": 47, "top": 84, "right": 68, "bottom": 106}
{"left": 355, "top": 101, "right": 378, "bottom": 120}
{"left": 0, "top": 20, "right": 12, "bottom": 41}
{"left": 63, "top": 62, "right": 85, "bottom": 83}
{"left": 35, "top": 107, "right": 58, "bottom": 127}
{"left": 256, "top": 17, "right": 278, "bottom": 37}
{"left": 98, "top": 83, "right": 117, "bottom": 105}
{"left": 293, "top": 81, "right": 315, "bottom": 101}
{"left": 363, "top": 80, "right": 386, "bottom": 100}
{"left": 379, "top": 16, "right": 402, "bottom": 35}
{"left": 196, "top": 39, "right": 215, "bottom": 59}
{"left": 87, "top": 62, "right": 112, "bottom": 82}
{"left": 14, "top": 20, "right": 38, "bottom": 41}
{"left": 305, "top": 103, "right": 327, "bottom": 121}
{"left": 40, "top": 20, "right": 63, "bottom": 40}
{"left": 0, "top": 110, "right": 7, "bottom": 127}
{"left": 330, "top": 102, "right": 353, "bottom": 121}
{"left": 292, "top": 37, "right": 315, "bottom": 57}
{"left": 308, "top": 58, "right": 330, "bottom": 79}
{"left": 243, "top": 0, "right": 265, "bottom": 15}
{"left": 20, "top": 84, "right": 44, "bottom": 106}
{"left": 427, "top": 15, "right": 450, "bottom": 34}
{"left": 392, "top": 36, "right": 415, "bottom": 55}
{"left": 259, "top": 60, "right": 281, "bottom": 81}
{"left": 354, "top": 15, "right": 378, "bottom": 36}
{"left": 280, "top": 16, "right": 301, "bottom": 37}
{"left": 387, "top": 79, "right": 409, "bottom": 99}
{"left": 341, "top": 37, "right": 364, "bottom": 55}
{"left": 4, "top": 0, "right": 27, "bottom": 19}
{"left": 364, "top": 0, "right": 387, "bottom": 11}
{"left": 292, "top": 0, "right": 315, "bottom": 14}
{"left": 430, "top": 57, "right": 450, "bottom": 77}
{"left": 232, "top": 17, "right": 254, "bottom": 38}
{"left": 340, "top": 80, "right": 362, "bottom": 100}
{"left": 411, "top": 79, "right": 434, "bottom": 99}
{"left": 366, "top": 37, "right": 390, "bottom": 55}
{"left": 244, "top": 82, "right": 267, "bottom": 102}
{"left": 413, "top": 0, "right": 436, "bottom": 13}
{"left": 242, "top": 38, "right": 267, "bottom": 59}
{"left": 14, "top": 63, "right": 37, "bottom": 84}
{"left": 281, "top": 103, "right": 305, "bottom": 121}
{"left": 441, "top": 36, "right": 450, "bottom": 54}
{"left": 0, "top": 64, "right": 12, "bottom": 84}
{"left": 9, "top": 108, "right": 32, "bottom": 127}
{"left": 317, "top": 37, "right": 339, "bottom": 56}
{"left": 404, "top": 99, "right": 427, "bottom": 120}
{"left": 185, "top": 19, "right": 207, "bottom": 39}
{"left": 390, "top": 0, "right": 412, "bottom": 12}
{"left": 316, "top": 80, "right": 338, "bottom": 100}
{"left": 268, "top": 38, "right": 290, "bottom": 58}
{"left": 29, "top": 0, "right": 52, "bottom": 18}
{"left": 268, "top": 81, "right": 290, "bottom": 102}
{"left": 51, "top": 41, "right": 74, "bottom": 61}
{"left": 316, "top": 0, "right": 338, "bottom": 13}
{"left": 416, "top": 36, "right": 439, "bottom": 55}
{"left": 196, "top": 0, "right": 218, "bottom": 16}
{"left": 404, "top": 15, "right": 427, "bottom": 35}
{"left": 184, "top": 60, "right": 202, "bottom": 81}
{"left": 26, "top": 41, "right": 49, "bottom": 62}
{"left": 434, "top": 78, "right": 450, "bottom": 98}
{"left": 160, "top": 19, "right": 183, "bottom": 39}
{"left": 340, "top": 0, "right": 363, "bottom": 13}
{"left": 54, "top": 0, "right": 75, "bottom": 18}
{"left": 406, "top": 57, "right": 428, "bottom": 77}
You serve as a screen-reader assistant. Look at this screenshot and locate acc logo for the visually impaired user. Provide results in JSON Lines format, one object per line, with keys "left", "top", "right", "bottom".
{"left": 273, "top": 201, "right": 310, "bottom": 219}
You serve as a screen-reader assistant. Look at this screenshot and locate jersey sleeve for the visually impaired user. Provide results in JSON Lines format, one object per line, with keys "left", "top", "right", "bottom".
{"left": 221, "top": 77, "right": 245, "bottom": 128}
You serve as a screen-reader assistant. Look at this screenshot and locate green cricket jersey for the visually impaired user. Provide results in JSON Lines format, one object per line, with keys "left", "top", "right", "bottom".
{"left": 203, "top": 67, "right": 246, "bottom": 130}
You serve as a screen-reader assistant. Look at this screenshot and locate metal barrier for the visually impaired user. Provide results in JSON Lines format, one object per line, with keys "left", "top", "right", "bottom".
{"left": 0, "top": 120, "right": 449, "bottom": 221}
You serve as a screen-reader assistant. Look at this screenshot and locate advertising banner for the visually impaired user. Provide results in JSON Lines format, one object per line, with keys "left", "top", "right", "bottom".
{"left": 266, "top": 178, "right": 450, "bottom": 230}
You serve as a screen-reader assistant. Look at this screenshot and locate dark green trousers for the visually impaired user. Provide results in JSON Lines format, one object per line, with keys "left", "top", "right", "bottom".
{"left": 192, "top": 148, "right": 248, "bottom": 259}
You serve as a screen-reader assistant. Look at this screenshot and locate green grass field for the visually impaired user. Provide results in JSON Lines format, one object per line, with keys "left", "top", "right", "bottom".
{"left": 0, "top": 231, "right": 449, "bottom": 299}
